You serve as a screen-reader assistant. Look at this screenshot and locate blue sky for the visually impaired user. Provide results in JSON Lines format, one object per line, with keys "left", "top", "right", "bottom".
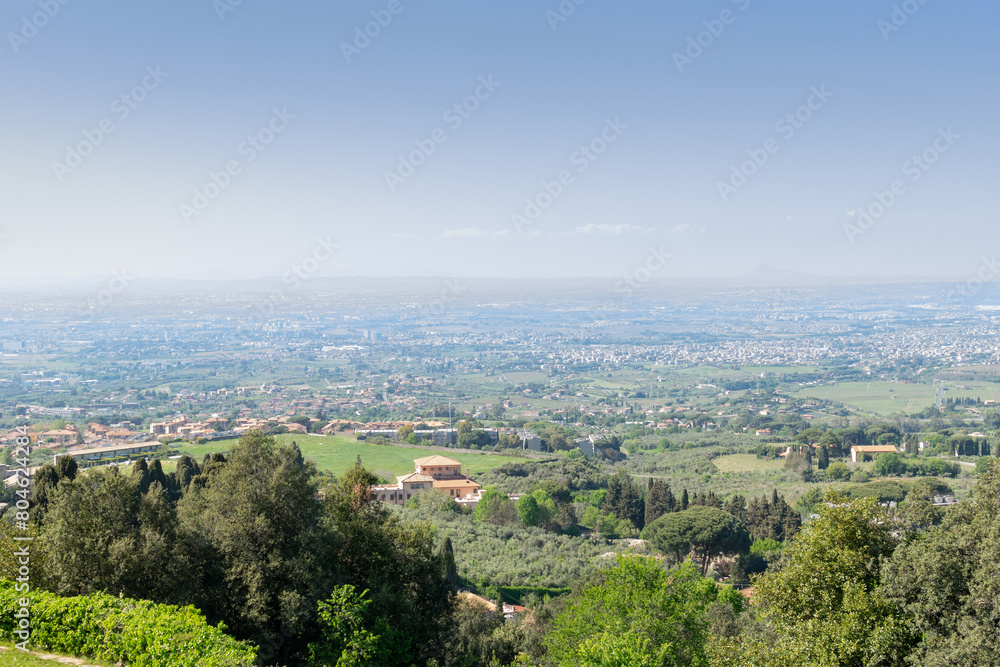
{"left": 0, "top": 0, "right": 996, "bottom": 282}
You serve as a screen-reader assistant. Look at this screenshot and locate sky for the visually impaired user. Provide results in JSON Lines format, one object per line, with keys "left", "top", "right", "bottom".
{"left": 0, "top": 0, "right": 996, "bottom": 283}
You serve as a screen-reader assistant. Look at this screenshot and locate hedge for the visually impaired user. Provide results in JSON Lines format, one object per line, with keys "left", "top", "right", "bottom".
{"left": 0, "top": 580, "right": 257, "bottom": 666}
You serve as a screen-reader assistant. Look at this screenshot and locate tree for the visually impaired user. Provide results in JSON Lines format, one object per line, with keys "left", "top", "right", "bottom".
{"left": 177, "top": 431, "right": 333, "bottom": 661}
{"left": 882, "top": 459, "right": 1000, "bottom": 666}
{"left": 474, "top": 486, "right": 518, "bottom": 526}
{"left": 517, "top": 494, "right": 541, "bottom": 527}
{"left": 713, "top": 491, "right": 916, "bottom": 666}
{"left": 41, "top": 468, "right": 185, "bottom": 603}
{"left": 645, "top": 479, "right": 673, "bottom": 526}
{"left": 643, "top": 506, "right": 750, "bottom": 575}
{"left": 307, "top": 585, "right": 382, "bottom": 667}
{"left": 603, "top": 470, "right": 645, "bottom": 530}
{"left": 545, "top": 555, "right": 742, "bottom": 667}
{"left": 826, "top": 460, "right": 850, "bottom": 481}
{"left": 324, "top": 458, "right": 453, "bottom": 666}
{"left": 817, "top": 444, "right": 830, "bottom": 470}
{"left": 874, "top": 452, "right": 907, "bottom": 476}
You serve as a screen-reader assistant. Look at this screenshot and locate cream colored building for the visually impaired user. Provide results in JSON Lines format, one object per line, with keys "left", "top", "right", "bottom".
{"left": 374, "top": 455, "right": 482, "bottom": 505}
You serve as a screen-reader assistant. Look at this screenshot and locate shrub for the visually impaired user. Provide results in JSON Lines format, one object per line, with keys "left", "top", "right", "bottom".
{"left": 0, "top": 580, "right": 257, "bottom": 666}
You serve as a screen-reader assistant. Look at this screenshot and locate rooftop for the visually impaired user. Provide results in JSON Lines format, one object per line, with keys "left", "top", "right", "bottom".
{"left": 414, "top": 455, "right": 462, "bottom": 466}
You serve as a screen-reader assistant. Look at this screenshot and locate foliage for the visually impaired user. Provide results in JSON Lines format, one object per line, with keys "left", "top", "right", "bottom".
{"left": 177, "top": 431, "right": 331, "bottom": 660}
{"left": 41, "top": 469, "right": 185, "bottom": 603}
{"left": 881, "top": 458, "right": 1000, "bottom": 666}
{"left": 306, "top": 585, "right": 382, "bottom": 667}
{"left": 642, "top": 507, "right": 750, "bottom": 574}
{"left": 604, "top": 470, "right": 645, "bottom": 530}
{"left": 400, "top": 504, "right": 627, "bottom": 590}
{"left": 475, "top": 487, "right": 518, "bottom": 526}
{"left": 0, "top": 579, "right": 257, "bottom": 666}
{"left": 545, "top": 556, "right": 741, "bottom": 667}
{"left": 712, "top": 491, "right": 916, "bottom": 666}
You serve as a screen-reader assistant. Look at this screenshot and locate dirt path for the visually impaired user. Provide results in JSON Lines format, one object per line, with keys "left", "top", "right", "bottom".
{"left": 0, "top": 645, "right": 103, "bottom": 666}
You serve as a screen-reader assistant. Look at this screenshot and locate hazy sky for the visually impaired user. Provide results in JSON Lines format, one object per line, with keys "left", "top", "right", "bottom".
{"left": 1, "top": 0, "right": 996, "bottom": 283}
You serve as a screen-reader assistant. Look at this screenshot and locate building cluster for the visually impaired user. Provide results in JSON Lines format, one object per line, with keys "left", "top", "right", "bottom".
{"left": 373, "top": 455, "right": 482, "bottom": 505}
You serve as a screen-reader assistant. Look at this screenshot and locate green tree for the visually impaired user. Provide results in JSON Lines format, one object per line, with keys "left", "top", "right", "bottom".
{"left": 604, "top": 470, "right": 645, "bottom": 530}
{"left": 41, "top": 468, "right": 185, "bottom": 603}
{"left": 645, "top": 479, "right": 673, "bottom": 526}
{"left": 545, "top": 555, "right": 741, "bottom": 667}
{"left": 826, "top": 460, "right": 850, "bottom": 481}
{"left": 817, "top": 444, "right": 830, "bottom": 470}
{"left": 713, "top": 491, "right": 916, "bottom": 666}
{"left": 882, "top": 458, "right": 1000, "bottom": 666}
{"left": 517, "top": 494, "right": 541, "bottom": 526}
{"left": 474, "top": 486, "right": 518, "bottom": 526}
{"left": 643, "top": 506, "right": 750, "bottom": 575}
{"left": 177, "top": 431, "right": 333, "bottom": 661}
{"left": 307, "top": 585, "right": 382, "bottom": 667}
{"left": 874, "top": 452, "right": 907, "bottom": 476}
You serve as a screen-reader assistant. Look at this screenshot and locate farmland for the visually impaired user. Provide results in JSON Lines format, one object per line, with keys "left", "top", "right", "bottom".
{"left": 169, "top": 433, "right": 537, "bottom": 478}
{"left": 791, "top": 381, "right": 937, "bottom": 415}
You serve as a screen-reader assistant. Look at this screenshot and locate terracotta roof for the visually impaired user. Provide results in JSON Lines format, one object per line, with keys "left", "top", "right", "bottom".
{"left": 414, "top": 455, "right": 461, "bottom": 466}
{"left": 397, "top": 473, "right": 436, "bottom": 484}
{"left": 852, "top": 445, "right": 898, "bottom": 453}
{"left": 433, "top": 479, "right": 480, "bottom": 489}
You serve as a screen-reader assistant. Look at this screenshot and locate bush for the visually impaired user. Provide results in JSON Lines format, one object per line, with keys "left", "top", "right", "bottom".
{"left": 0, "top": 579, "right": 257, "bottom": 666}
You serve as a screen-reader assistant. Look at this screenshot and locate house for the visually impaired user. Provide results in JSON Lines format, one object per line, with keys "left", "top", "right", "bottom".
{"left": 39, "top": 429, "right": 77, "bottom": 446}
{"left": 373, "top": 455, "right": 482, "bottom": 505}
{"left": 149, "top": 417, "right": 188, "bottom": 436}
{"left": 850, "top": 444, "right": 899, "bottom": 463}
{"left": 55, "top": 442, "right": 161, "bottom": 467}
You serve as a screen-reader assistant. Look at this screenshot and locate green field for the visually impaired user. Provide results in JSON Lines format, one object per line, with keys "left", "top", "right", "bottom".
{"left": 170, "top": 434, "right": 535, "bottom": 478}
{"left": 712, "top": 454, "right": 786, "bottom": 473}
{"left": 940, "top": 382, "right": 1000, "bottom": 403}
{"left": 792, "top": 381, "right": 936, "bottom": 415}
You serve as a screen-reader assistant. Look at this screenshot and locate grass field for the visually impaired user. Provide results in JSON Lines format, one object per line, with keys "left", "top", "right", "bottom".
{"left": 170, "top": 433, "right": 536, "bottom": 478}
{"left": 712, "top": 454, "right": 786, "bottom": 473}
{"left": 792, "top": 381, "right": 937, "bottom": 415}
{"left": 940, "top": 382, "right": 1000, "bottom": 403}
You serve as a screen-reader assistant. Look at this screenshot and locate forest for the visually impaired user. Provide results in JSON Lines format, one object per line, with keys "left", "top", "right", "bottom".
{"left": 1, "top": 430, "right": 998, "bottom": 666}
